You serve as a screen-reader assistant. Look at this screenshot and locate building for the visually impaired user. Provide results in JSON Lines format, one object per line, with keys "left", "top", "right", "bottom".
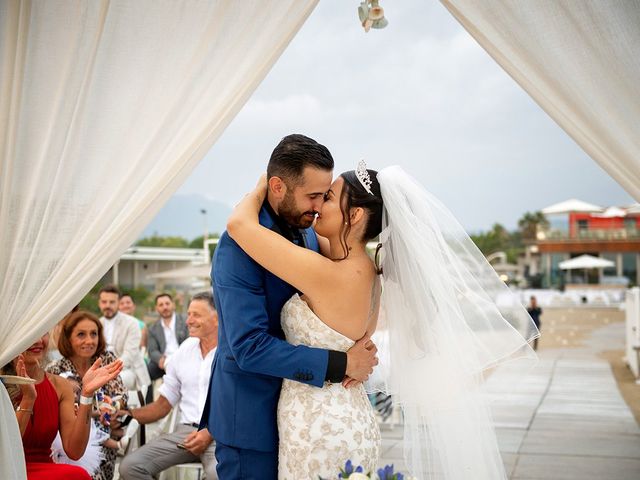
{"left": 533, "top": 199, "right": 640, "bottom": 287}
{"left": 100, "top": 246, "right": 207, "bottom": 290}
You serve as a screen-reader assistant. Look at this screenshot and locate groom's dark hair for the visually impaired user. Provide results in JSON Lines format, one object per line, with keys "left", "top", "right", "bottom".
{"left": 267, "top": 134, "right": 334, "bottom": 185}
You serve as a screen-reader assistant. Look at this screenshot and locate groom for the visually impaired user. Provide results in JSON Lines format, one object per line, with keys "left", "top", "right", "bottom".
{"left": 200, "top": 134, "right": 378, "bottom": 479}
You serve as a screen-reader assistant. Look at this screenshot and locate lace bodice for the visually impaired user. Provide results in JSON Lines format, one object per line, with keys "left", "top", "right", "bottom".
{"left": 277, "top": 293, "right": 380, "bottom": 479}
{"left": 280, "top": 293, "right": 354, "bottom": 351}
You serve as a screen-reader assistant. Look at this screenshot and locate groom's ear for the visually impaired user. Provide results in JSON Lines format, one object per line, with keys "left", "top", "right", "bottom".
{"left": 268, "top": 176, "right": 287, "bottom": 200}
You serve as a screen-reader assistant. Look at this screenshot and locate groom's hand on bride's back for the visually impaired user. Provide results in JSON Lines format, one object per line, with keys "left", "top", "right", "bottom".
{"left": 344, "top": 335, "right": 378, "bottom": 384}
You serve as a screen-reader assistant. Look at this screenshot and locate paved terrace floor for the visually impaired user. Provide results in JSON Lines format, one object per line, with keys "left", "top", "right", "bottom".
{"left": 380, "top": 315, "right": 640, "bottom": 479}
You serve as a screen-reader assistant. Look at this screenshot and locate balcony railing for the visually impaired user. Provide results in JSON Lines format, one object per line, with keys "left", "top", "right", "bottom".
{"left": 539, "top": 228, "right": 640, "bottom": 241}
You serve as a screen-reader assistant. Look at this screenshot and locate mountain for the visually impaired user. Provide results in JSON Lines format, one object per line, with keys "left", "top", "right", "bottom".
{"left": 141, "top": 194, "right": 231, "bottom": 240}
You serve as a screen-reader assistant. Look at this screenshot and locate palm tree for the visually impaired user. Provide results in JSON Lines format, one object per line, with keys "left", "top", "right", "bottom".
{"left": 518, "top": 211, "right": 549, "bottom": 240}
{"left": 471, "top": 223, "right": 511, "bottom": 256}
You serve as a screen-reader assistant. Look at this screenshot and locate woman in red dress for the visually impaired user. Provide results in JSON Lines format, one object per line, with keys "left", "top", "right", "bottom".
{"left": 6, "top": 331, "right": 122, "bottom": 479}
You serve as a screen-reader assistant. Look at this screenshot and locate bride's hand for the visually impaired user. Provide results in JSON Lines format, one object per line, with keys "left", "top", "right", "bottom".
{"left": 255, "top": 173, "right": 267, "bottom": 190}
{"left": 236, "top": 174, "right": 267, "bottom": 210}
{"left": 252, "top": 174, "right": 268, "bottom": 203}
{"left": 227, "top": 173, "right": 267, "bottom": 235}
{"left": 341, "top": 376, "right": 361, "bottom": 389}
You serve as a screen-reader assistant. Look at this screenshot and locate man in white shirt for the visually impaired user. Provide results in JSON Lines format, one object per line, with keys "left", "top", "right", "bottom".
{"left": 118, "top": 292, "right": 218, "bottom": 480}
{"left": 99, "top": 285, "right": 151, "bottom": 390}
{"left": 147, "top": 293, "right": 189, "bottom": 381}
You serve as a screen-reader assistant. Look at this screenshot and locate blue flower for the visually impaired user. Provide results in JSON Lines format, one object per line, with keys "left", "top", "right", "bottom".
{"left": 377, "top": 464, "right": 403, "bottom": 480}
{"left": 339, "top": 460, "right": 365, "bottom": 478}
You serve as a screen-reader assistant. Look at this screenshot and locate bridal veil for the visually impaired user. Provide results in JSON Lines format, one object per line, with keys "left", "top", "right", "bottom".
{"left": 375, "top": 165, "right": 538, "bottom": 479}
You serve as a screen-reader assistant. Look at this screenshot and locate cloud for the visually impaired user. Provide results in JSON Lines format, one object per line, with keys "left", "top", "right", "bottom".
{"left": 240, "top": 94, "right": 324, "bottom": 126}
{"left": 179, "top": 0, "right": 633, "bottom": 233}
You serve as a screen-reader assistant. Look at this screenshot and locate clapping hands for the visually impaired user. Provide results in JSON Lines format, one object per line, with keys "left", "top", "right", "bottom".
{"left": 80, "top": 358, "right": 123, "bottom": 397}
{"left": 15, "top": 354, "right": 37, "bottom": 401}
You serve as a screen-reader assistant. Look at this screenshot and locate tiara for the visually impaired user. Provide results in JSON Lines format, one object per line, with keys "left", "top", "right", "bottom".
{"left": 356, "top": 160, "right": 374, "bottom": 195}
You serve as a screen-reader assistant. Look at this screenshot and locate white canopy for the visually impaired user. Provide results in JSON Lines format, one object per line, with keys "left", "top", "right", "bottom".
{"left": 542, "top": 199, "right": 604, "bottom": 215}
{"left": 559, "top": 255, "right": 615, "bottom": 270}
{"left": 443, "top": 1, "right": 640, "bottom": 202}
{"left": 0, "top": 2, "right": 318, "bottom": 477}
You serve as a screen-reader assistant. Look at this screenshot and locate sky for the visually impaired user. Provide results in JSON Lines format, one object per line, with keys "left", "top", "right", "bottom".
{"left": 176, "top": 0, "right": 634, "bottom": 233}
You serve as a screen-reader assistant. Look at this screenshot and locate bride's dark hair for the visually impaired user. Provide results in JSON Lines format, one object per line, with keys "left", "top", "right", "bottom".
{"left": 337, "top": 169, "right": 383, "bottom": 260}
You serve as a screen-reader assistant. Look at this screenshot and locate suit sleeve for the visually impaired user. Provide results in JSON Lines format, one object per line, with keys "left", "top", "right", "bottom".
{"left": 147, "top": 324, "right": 163, "bottom": 364}
{"left": 120, "top": 319, "right": 142, "bottom": 369}
{"left": 177, "top": 314, "right": 189, "bottom": 344}
{"left": 215, "top": 234, "right": 334, "bottom": 388}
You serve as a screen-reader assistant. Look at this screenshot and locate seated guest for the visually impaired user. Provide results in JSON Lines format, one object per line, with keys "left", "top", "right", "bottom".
{"left": 97, "top": 285, "right": 150, "bottom": 390}
{"left": 118, "top": 292, "right": 218, "bottom": 480}
{"left": 146, "top": 293, "right": 188, "bottom": 381}
{"left": 47, "top": 311, "right": 129, "bottom": 480}
{"left": 119, "top": 294, "right": 148, "bottom": 351}
{"left": 3, "top": 332, "right": 122, "bottom": 480}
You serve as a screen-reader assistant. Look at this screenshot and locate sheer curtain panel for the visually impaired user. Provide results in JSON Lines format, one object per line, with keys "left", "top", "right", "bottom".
{"left": 442, "top": 0, "right": 640, "bottom": 200}
{"left": 0, "top": 1, "right": 317, "bottom": 477}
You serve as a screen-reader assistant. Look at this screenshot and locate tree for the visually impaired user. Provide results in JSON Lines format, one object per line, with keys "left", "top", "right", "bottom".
{"left": 470, "top": 223, "right": 524, "bottom": 264}
{"left": 136, "top": 235, "right": 189, "bottom": 248}
{"left": 518, "top": 211, "right": 549, "bottom": 240}
{"left": 189, "top": 235, "right": 220, "bottom": 259}
{"left": 488, "top": 223, "right": 510, "bottom": 245}
{"left": 78, "top": 284, "right": 153, "bottom": 316}
{"left": 471, "top": 223, "right": 510, "bottom": 255}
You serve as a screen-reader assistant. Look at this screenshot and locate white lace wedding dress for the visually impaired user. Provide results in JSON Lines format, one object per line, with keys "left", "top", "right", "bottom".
{"left": 277, "top": 293, "right": 381, "bottom": 479}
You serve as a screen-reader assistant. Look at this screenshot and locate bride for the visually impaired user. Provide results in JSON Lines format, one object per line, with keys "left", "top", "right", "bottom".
{"left": 227, "top": 161, "right": 537, "bottom": 479}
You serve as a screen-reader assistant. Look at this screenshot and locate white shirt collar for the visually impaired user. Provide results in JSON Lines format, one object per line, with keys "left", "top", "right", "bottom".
{"left": 162, "top": 312, "right": 176, "bottom": 331}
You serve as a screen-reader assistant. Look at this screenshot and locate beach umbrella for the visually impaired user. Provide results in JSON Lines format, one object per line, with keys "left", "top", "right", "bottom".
{"left": 559, "top": 255, "right": 615, "bottom": 270}
{"left": 559, "top": 255, "right": 615, "bottom": 284}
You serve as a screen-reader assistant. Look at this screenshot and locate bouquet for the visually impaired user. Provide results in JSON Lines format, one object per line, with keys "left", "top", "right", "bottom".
{"left": 96, "top": 391, "right": 122, "bottom": 426}
{"left": 320, "top": 460, "right": 412, "bottom": 480}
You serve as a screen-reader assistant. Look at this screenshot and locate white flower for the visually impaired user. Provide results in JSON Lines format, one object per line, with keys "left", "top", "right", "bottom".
{"left": 348, "top": 473, "right": 371, "bottom": 480}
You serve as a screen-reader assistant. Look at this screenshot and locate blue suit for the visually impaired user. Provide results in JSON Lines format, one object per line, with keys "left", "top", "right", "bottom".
{"left": 200, "top": 204, "right": 336, "bottom": 479}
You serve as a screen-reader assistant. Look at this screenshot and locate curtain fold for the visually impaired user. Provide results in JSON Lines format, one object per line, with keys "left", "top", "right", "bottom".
{"left": 0, "top": 1, "right": 317, "bottom": 477}
{"left": 441, "top": 0, "right": 640, "bottom": 200}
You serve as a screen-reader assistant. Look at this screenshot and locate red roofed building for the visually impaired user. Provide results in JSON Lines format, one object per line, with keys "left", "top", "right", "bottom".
{"left": 534, "top": 200, "right": 640, "bottom": 287}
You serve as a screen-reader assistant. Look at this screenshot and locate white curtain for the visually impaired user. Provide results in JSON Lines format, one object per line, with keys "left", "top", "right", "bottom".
{"left": 441, "top": 0, "right": 640, "bottom": 200}
{"left": 0, "top": 1, "right": 317, "bottom": 477}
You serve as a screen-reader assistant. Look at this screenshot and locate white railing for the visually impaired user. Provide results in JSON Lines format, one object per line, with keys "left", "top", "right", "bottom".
{"left": 517, "top": 288, "right": 625, "bottom": 307}
{"left": 625, "top": 287, "right": 640, "bottom": 379}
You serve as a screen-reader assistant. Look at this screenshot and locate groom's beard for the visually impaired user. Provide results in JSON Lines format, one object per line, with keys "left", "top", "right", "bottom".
{"left": 279, "top": 192, "right": 317, "bottom": 229}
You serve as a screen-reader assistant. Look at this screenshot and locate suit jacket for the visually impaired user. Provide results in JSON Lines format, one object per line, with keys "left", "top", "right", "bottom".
{"left": 200, "top": 204, "right": 330, "bottom": 452}
{"left": 147, "top": 313, "right": 189, "bottom": 366}
{"left": 100, "top": 312, "right": 150, "bottom": 389}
